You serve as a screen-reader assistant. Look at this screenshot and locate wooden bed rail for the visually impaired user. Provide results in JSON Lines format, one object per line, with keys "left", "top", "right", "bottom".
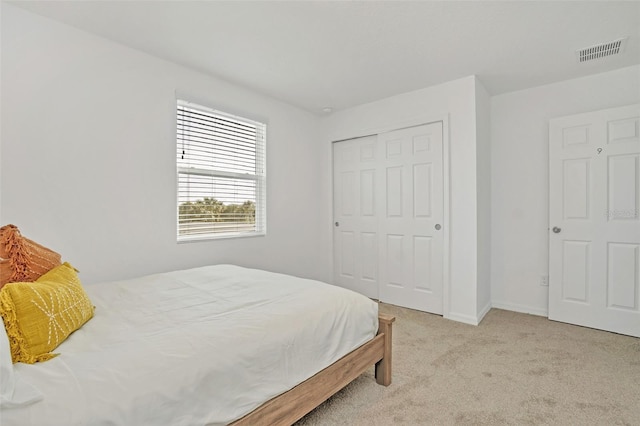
{"left": 231, "top": 313, "right": 396, "bottom": 426}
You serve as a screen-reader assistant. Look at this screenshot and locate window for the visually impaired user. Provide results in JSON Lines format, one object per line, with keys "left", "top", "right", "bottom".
{"left": 177, "top": 100, "right": 266, "bottom": 241}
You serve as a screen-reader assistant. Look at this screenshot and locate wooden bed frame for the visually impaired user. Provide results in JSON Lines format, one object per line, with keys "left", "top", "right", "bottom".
{"left": 231, "top": 313, "right": 395, "bottom": 426}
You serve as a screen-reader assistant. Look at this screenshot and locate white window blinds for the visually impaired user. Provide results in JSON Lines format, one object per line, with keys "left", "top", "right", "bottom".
{"left": 177, "top": 100, "right": 266, "bottom": 240}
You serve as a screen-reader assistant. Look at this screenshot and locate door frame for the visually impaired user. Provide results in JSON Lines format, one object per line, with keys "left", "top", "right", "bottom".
{"left": 329, "top": 114, "right": 451, "bottom": 319}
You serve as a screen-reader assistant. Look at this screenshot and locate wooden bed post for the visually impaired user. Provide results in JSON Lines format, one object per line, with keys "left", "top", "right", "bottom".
{"left": 375, "top": 313, "right": 396, "bottom": 386}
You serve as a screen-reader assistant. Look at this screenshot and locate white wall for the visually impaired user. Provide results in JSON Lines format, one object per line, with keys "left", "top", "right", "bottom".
{"left": 491, "top": 65, "right": 640, "bottom": 315}
{"left": 0, "top": 1, "right": 2, "bottom": 217}
{"left": 323, "top": 76, "right": 485, "bottom": 324}
{"left": 0, "top": 4, "right": 330, "bottom": 285}
{"left": 474, "top": 77, "right": 492, "bottom": 319}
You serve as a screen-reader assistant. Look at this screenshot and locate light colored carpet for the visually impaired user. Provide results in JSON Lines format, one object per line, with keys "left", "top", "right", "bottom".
{"left": 296, "top": 303, "right": 640, "bottom": 425}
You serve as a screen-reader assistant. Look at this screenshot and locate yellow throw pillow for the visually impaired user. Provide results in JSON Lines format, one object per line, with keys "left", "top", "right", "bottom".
{"left": 0, "top": 262, "right": 94, "bottom": 364}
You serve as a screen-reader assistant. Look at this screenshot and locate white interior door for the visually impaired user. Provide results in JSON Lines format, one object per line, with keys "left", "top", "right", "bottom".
{"left": 549, "top": 104, "right": 640, "bottom": 337}
{"left": 333, "top": 122, "right": 444, "bottom": 314}
{"left": 377, "top": 123, "right": 444, "bottom": 313}
{"left": 333, "top": 136, "right": 379, "bottom": 299}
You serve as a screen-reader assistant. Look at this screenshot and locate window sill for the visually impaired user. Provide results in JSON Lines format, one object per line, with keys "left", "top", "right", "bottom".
{"left": 177, "top": 232, "right": 266, "bottom": 244}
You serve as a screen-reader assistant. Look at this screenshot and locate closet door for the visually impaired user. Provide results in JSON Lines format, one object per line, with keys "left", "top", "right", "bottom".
{"left": 333, "top": 136, "right": 380, "bottom": 299}
{"left": 377, "top": 123, "right": 444, "bottom": 314}
{"left": 332, "top": 122, "right": 444, "bottom": 314}
{"left": 549, "top": 104, "right": 640, "bottom": 337}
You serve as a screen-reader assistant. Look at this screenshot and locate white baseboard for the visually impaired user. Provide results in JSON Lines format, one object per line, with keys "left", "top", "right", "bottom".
{"left": 446, "top": 311, "right": 481, "bottom": 326}
{"left": 491, "top": 300, "right": 548, "bottom": 317}
{"left": 477, "top": 301, "right": 492, "bottom": 323}
{"left": 446, "top": 301, "right": 493, "bottom": 326}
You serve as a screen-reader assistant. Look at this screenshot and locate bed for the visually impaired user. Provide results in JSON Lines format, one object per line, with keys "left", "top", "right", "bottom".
{"left": 0, "top": 264, "right": 394, "bottom": 425}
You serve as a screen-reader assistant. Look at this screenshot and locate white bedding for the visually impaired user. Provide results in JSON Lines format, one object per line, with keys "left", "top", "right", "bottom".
{"left": 1, "top": 264, "right": 378, "bottom": 426}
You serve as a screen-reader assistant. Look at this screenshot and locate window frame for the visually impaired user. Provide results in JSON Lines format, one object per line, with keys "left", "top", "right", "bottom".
{"left": 176, "top": 99, "right": 267, "bottom": 242}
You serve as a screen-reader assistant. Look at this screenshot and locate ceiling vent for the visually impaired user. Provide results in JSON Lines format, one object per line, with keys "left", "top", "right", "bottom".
{"left": 577, "top": 37, "right": 628, "bottom": 63}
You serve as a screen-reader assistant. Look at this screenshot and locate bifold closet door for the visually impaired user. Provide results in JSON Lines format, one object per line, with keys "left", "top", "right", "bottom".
{"left": 549, "top": 104, "right": 640, "bottom": 337}
{"left": 333, "top": 122, "right": 444, "bottom": 314}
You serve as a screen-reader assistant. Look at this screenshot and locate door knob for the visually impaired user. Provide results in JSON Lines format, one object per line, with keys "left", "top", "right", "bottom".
{"left": 552, "top": 227, "right": 561, "bottom": 233}
{"left": 335, "top": 222, "right": 340, "bottom": 227}
{"left": 435, "top": 224, "right": 442, "bottom": 230}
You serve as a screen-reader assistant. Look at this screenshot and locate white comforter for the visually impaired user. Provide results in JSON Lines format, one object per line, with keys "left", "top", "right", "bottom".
{"left": 2, "top": 264, "right": 378, "bottom": 425}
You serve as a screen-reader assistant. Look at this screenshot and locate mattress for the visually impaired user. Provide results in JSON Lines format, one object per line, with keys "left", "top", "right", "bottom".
{"left": 1, "top": 264, "right": 379, "bottom": 425}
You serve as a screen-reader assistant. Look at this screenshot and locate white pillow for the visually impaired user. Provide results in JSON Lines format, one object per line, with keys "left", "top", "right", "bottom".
{"left": 0, "top": 317, "right": 43, "bottom": 408}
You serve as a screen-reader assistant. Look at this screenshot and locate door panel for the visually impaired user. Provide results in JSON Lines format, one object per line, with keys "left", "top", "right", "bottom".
{"left": 360, "top": 169, "right": 376, "bottom": 216}
{"left": 413, "top": 163, "right": 432, "bottom": 217}
{"left": 361, "top": 232, "right": 378, "bottom": 281}
{"left": 413, "top": 236, "right": 433, "bottom": 291}
{"left": 607, "top": 243, "right": 639, "bottom": 311}
{"left": 549, "top": 104, "right": 640, "bottom": 337}
{"left": 563, "top": 159, "right": 591, "bottom": 219}
{"left": 608, "top": 154, "right": 638, "bottom": 220}
{"left": 339, "top": 231, "right": 355, "bottom": 278}
{"left": 608, "top": 116, "right": 639, "bottom": 144}
{"left": 386, "top": 234, "right": 405, "bottom": 287}
{"left": 386, "top": 167, "right": 403, "bottom": 217}
{"left": 561, "top": 240, "right": 590, "bottom": 303}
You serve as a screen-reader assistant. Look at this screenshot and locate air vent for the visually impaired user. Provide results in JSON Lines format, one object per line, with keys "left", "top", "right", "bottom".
{"left": 577, "top": 38, "right": 628, "bottom": 62}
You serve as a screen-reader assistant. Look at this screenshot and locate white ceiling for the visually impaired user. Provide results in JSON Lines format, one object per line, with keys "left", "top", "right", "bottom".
{"left": 10, "top": 1, "right": 640, "bottom": 114}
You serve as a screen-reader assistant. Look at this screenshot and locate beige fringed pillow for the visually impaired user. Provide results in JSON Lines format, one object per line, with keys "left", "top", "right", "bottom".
{"left": 0, "top": 225, "right": 62, "bottom": 289}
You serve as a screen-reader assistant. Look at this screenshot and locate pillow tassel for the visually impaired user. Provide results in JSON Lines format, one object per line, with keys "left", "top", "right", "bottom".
{"left": 0, "top": 224, "right": 19, "bottom": 258}
{"left": 0, "top": 225, "right": 30, "bottom": 283}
